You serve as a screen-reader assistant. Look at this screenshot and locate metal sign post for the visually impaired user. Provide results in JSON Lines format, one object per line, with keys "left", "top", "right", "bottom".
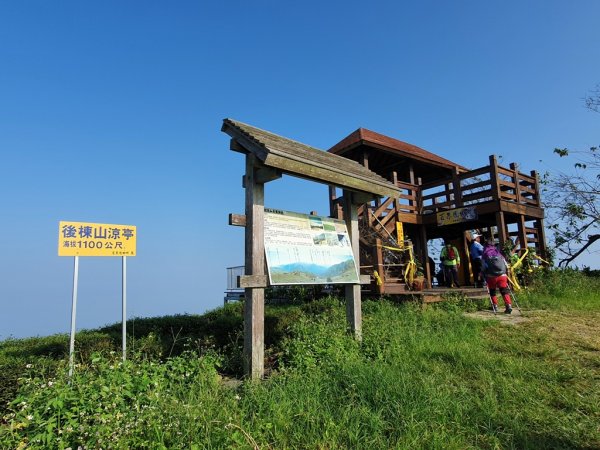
{"left": 122, "top": 256, "right": 127, "bottom": 362}
{"left": 59, "top": 221, "right": 136, "bottom": 376}
{"left": 68, "top": 256, "right": 79, "bottom": 377}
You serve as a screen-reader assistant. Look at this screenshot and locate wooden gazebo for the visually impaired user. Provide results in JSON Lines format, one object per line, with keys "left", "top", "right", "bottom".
{"left": 328, "top": 128, "right": 547, "bottom": 294}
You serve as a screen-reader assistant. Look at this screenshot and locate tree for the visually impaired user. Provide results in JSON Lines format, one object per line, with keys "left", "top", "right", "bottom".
{"left": 545, "top": 85, "right": 599, "bottom": 267}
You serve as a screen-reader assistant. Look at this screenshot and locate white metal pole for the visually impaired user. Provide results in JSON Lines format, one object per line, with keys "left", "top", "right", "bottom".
{"left": 68, "top": 256, "right": 79, "bottom": 377}
{"left": 122, "top": 256, "right": 127, "bottom": 362}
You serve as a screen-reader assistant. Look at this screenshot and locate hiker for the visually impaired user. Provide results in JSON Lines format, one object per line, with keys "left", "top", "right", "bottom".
{"left": 482, "top": 239, "right": 513, "bottom": 314}
{"left": 440, "top": 241, "right": 460, "bottom": 288}
{"left": 470, "top": 233, "right": 484, "bottom": 288}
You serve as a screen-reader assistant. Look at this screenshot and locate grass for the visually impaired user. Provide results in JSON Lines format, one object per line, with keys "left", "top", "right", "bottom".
{"left": 1, "top": 270, "right": 599, "bottom": 449}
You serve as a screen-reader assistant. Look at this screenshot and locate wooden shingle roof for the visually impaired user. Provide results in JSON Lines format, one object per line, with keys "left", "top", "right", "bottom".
{"left": 222, "top": 119, "right": 401, "bottom": 199}
{"left": 329, "top": 128, "right": 468, "bottom": 172}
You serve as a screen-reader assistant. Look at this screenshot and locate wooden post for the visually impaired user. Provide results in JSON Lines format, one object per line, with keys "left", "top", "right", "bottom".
{"left": 360, "top": 150, "right": 370, "bottom": 171}
{"left": 374, "top": 237, "right": 384, "bottom": 295}
{"left": 420, "top": 226, "right": 431, "bottom": 288}
{"left": 244, "top": 154, "right": 265, "bottom": 380}
{"left": 446, "top": 182, "right": 453, "bottom": 207}
{"left": 462, "top": 231, "right": 470, "bottom": 286}
{"left": 517, "top": 215, "right": 528, "bottom": 253}
{"left": 343, "top": 190, "right": 362, "bottom": 341}
{"left": 489, "top": 155, "right": 501, "bottom": 201}
{"left": 452, "top": 167, "right": 463, "bottom": 207}
{"left": 495, "top": 211, "right": 508, "bottom": 248}
{"left": 391, "top": 170, "right": 400, "bottom": 221}
{"left": 329, "top": 185, "right": 343, "bottom": 219}
{"left": 510, "top": 163, "right": 522, "bottom": 204}
{"left": 530, "top": 170, "right": 540, "bottom": 207}
{"left": 417, "top": 177, "right": 423, "bottom": 213}
{"left": 536, "top": 218, "right": 548, "bottom": 262}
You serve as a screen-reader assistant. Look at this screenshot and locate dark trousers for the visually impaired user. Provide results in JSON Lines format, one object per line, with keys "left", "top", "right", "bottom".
{"left": 443, "top": 265, "right": 459, "bottom": 287}
{"left": 471, "top": 258, "right": 483, "bottom": 287}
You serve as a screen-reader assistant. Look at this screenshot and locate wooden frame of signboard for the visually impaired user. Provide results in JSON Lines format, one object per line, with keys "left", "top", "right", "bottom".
{"left": 222, "top": 119, "right": 401, "bottom": 380}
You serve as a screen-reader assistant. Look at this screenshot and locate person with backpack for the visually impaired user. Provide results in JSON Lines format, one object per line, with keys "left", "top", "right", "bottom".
{"left": 482, "top": 239, "right": 513, "bottom": 314}
{"left": 440, "top": 241, "right": 461, "bottom": 288}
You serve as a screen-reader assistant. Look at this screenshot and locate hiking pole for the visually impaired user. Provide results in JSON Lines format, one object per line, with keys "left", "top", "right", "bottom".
{"left": 507, "top": 283, "right": 523, "bottom": 315}
{"left": 484, "top": 279, "right": 497, "bottom": 315}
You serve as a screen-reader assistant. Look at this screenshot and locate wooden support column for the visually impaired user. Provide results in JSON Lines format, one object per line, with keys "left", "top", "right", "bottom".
{"left": 495, "top": 211, "right": 508, "bottom": 247}
{"left": 374, "top": 237, "right": 384, "bottom": 295}
{"left": 329, "top": 185, "right": 343, "bottom": 219}
{"left": 244, "top": 154, "right": 265, "bottom": 380}
{"left": 420, "top": 226, "right": 431, "bottom": 288}
{"left": 536, "top": 218, "right": 548, "bottom": 261}
{"left": 360, "top": 150, "right": 370, "bottom": 170}
{"left": 343, "top": 190, "right": 362, "bottom": 341}
{"left": 517, "top": 215, "right": 528, "bottom": 252}
{"left": 462, "top": 231, "right": 471, "bottom": 286}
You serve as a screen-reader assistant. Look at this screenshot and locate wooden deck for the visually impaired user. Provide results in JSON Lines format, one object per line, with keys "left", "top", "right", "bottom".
{"left": 390, "top": 286, "right": 489, "bottom": 304}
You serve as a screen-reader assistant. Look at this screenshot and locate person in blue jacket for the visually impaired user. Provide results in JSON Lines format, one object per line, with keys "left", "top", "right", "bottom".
{"left": 470, "top": 233, "right": 484, "bottom": 288}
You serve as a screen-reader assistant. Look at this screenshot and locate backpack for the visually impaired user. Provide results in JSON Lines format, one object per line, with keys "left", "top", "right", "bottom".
{"left": 485, "top": 255, "right": 506, "bottom": 276}
{"left": 447, "top": 247, "right": 456, "bottom": 260}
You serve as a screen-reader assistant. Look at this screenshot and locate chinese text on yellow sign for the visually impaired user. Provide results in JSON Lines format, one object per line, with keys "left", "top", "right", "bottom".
{"left": 58, "top": 221, "right": 136, "bottom": 257}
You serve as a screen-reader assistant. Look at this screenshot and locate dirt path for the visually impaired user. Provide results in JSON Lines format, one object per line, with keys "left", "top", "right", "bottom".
{"left": 465, "top": 308, "right": 531, "bottom": 325}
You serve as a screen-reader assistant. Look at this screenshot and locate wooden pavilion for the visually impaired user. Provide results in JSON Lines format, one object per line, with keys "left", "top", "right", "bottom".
{"left": 327, "top": 128, "right": 547, "bottom": 294}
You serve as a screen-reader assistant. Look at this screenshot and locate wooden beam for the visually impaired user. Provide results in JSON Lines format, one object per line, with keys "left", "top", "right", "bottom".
{"left": 498, "top": 200, "right": 545, "bottom": 219}
{"left": 359, "top": 274, "right": 371, "bottom": 285}
{"left": 230, "top": 138, "right": 249, "bottom": 154}
{"left": 238, "top": 274, "right": 268, "bottom": 288}
{"left": 263, "top": 152, "right": 398, "bottom": 198}
{"left": 229, "top": 213, "right": 246, "bottom": 227}
{"left": 255, "top": 166, "right": 283, "bottom": 184}
{"left": 352, "top": 191, "right": 376, "bottom": 205}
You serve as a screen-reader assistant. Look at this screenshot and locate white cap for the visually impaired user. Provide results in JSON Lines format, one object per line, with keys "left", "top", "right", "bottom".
{"left": 472, "top": 233, "right": 481, "bottom": 239}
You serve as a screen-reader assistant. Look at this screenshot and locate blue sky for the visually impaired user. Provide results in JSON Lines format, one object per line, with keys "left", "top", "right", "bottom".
{"left": 1, "top": 1, "right": 599, "bottom": 339}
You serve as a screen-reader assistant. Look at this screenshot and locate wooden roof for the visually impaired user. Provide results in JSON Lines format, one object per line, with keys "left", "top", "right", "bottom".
{"left": 329, "top": 128, "right": 468, "bottom": 172}
{"left": 222, "top": 119, "right": 402, "bottom": 199}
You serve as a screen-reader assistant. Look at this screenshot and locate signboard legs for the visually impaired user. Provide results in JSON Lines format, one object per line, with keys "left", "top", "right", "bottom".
{"left": 343, "top": 190, "right": 362, "bottom": 341}
{"left": 244, "top": 154, "right": 265, "bottom": 380}
{"left": 122, "top": 256, "right": 127, "bottom": 362}
{"left": 68, "top": 256, "right": 79, "bottom": 378}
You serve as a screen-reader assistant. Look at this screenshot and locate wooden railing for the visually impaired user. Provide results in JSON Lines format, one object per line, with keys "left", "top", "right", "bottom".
{"left": 411, "top": 155, "right": 540, "bottom": 214}
{"left": 333, "top": 155, "right": 541, "bottom": 220}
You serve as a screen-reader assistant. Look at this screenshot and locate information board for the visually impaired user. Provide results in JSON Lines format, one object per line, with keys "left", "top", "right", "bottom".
{"left": 58, "top": 221, "right": 137, "bottom": 256}
{"left": 264, "top": 209, "right": 359, "bottom": 285}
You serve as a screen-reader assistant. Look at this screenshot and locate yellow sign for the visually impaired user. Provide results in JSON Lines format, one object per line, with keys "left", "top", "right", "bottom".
{"left": 395, "top": 222, "right": 405, "bottom": 249}
{"left": 58, "top": 221, "right": 137, "bottom": 257}
{"left": 436, "top": 206, "right": 478, "bottom": 226}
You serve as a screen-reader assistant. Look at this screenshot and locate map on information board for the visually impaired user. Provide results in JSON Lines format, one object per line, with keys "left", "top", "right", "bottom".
{"left": 264, "top": 209, "right": 360, "bottom": 285}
